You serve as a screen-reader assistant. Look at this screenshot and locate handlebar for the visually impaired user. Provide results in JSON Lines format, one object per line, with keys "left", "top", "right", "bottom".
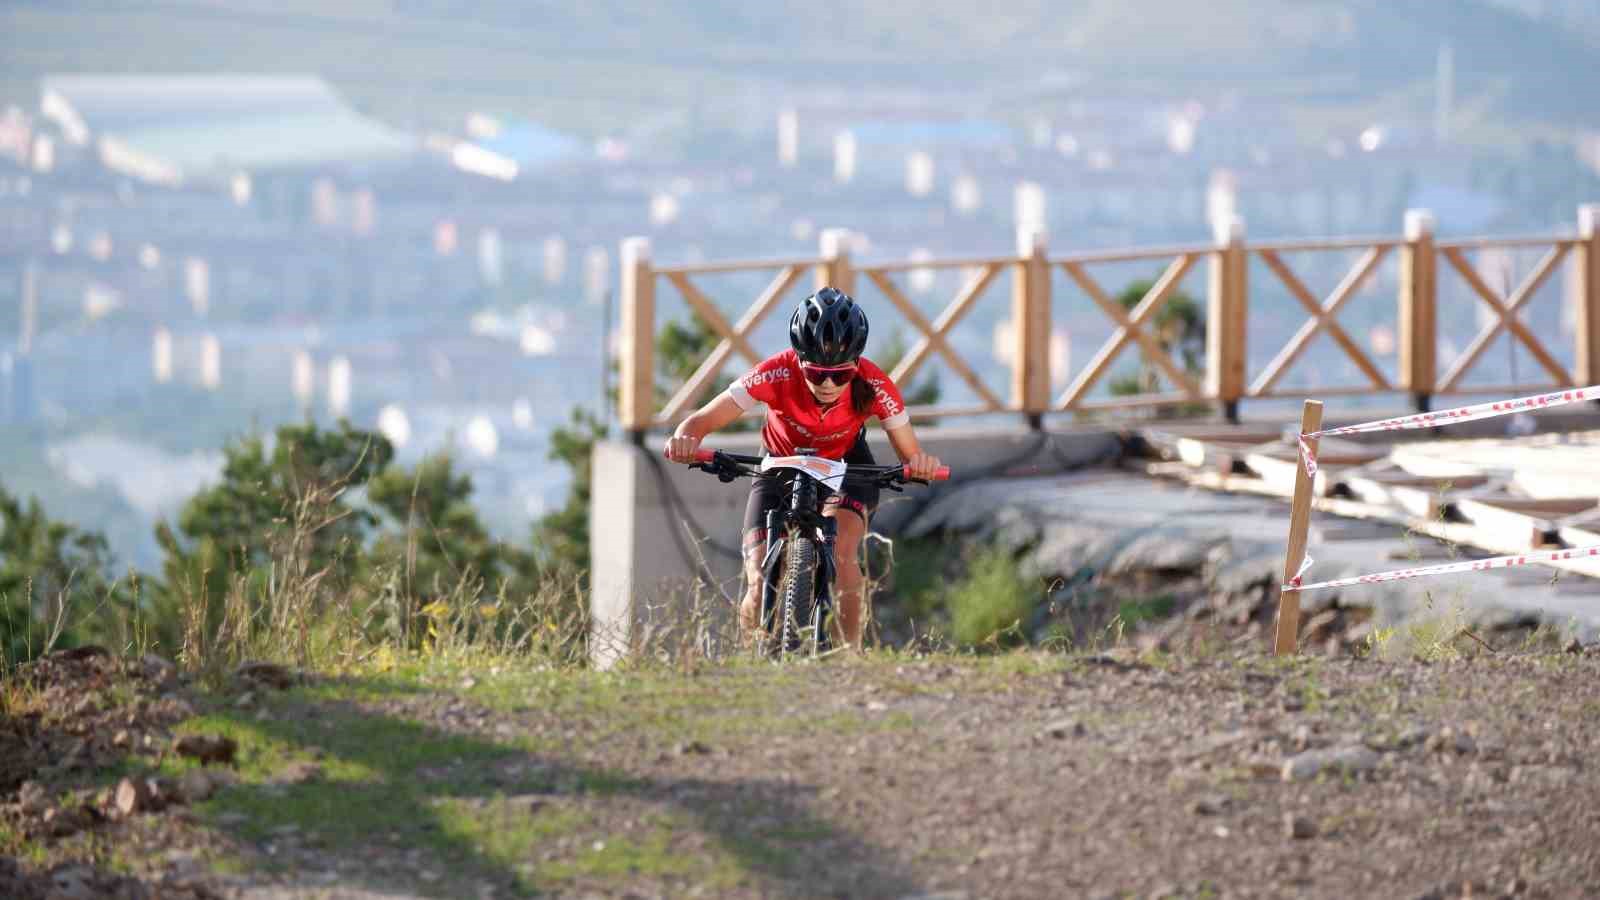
{"left": 676, "top": 447, "right": 949, "bottom": 483}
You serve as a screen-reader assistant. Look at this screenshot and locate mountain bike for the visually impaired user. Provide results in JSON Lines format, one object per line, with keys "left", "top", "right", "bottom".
{"left": 676, "top": 447, "right": 950, "bottom": 657}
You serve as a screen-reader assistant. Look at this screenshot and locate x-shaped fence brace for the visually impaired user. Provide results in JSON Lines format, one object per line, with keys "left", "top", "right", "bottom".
{"left": 1054, "top": 253, "right": 1200, "bottom": 410}
{"left": 1249, "top": 245, "right": 1392, "bottom": 396}
{"left": 656, "top": 265, "right": 805, "bottom": 423}
{"left": 1437, "top": 243, "right": 1572, "bottom": 392}
{"left": 863, "top": 265, "right": 1005, "bottom": 410}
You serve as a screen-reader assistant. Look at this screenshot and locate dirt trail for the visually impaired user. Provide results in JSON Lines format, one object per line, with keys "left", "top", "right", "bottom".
{"left": 4, "top": 644, "right": 1600, "bottom": 899}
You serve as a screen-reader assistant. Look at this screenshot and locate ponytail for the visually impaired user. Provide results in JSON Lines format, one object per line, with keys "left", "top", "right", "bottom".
{"left": 850, "top": 376, "right": 874, "bottom": 415}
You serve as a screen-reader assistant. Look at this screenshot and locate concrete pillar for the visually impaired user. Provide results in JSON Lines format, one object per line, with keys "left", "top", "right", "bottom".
{"left": 587, "top": 440, "right": 745, "bottom": 668}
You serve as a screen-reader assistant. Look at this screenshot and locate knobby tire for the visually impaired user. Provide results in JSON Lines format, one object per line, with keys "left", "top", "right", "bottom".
{"left": 777, "top": 532, "right": 819, "bottom": 656}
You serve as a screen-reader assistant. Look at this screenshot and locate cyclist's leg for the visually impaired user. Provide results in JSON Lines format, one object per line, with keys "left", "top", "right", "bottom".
{"left": 823, "top": 496, "right": 869, "bottom": 648}
{"left": 740, "top": 473, "right": 781, "bottom": 640}
{"left": 824, "top": 431, "right": 881, "bottom": 649}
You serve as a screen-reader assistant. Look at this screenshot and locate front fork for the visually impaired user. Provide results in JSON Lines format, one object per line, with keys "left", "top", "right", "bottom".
{"left": 758, "top": 509, "right": 838, "bottom": 634}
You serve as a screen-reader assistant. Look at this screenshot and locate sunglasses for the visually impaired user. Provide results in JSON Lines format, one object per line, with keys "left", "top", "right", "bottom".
{"left": 800, "top": 363, "right": 858, "bottom": 386}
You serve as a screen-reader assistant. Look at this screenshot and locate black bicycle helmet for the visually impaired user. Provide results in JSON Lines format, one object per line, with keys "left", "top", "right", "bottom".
{"left": 789, "top": 287, "right": 868, "bottom": 366}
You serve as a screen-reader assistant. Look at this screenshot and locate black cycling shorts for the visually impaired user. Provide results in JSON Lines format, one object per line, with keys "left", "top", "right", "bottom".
{"left": 741, "top": 430, "right": 878, "bottom": 552}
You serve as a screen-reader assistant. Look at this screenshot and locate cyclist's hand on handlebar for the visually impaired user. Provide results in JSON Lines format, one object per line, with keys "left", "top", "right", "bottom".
{"left": 663, "top": 432, "right": 703, "bottom": 464}
{"left": 904, "top": 452, "right": 942, "bottom": 481}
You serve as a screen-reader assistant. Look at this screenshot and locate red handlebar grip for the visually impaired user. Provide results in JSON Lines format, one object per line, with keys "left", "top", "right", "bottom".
{"left": 903, "top": 465, "right": 952, "bottom": 481}
{"left": 694, "top": 448, "right": 716, "bottom": 463}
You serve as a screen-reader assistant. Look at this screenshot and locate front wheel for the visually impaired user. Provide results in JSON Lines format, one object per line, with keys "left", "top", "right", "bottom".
{"left": 776, "top": 531, "right": 823, "bottom": 656}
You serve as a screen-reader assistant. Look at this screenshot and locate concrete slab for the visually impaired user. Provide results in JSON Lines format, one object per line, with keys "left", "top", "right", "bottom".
{"left": 906, "top": 470, "right": 1600, "bottom": 642}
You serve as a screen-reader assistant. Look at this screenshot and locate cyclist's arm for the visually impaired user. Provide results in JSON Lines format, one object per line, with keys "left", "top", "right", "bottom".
{"left": 677, "top": 391, "right": 744, "bottom": 439}
{"left": 664, "top": 391, "right": 744, "bottom": 462}
{"left": 883, "top": 422, "right": 923, "bottom": 461}
{"left": 883, "top": 423, "right": 943, "bottom": 480}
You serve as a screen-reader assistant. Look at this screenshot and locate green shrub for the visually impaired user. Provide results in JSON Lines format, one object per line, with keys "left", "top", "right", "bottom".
{"left": 946, "top": 546, "right": 1035, "bottom": 650}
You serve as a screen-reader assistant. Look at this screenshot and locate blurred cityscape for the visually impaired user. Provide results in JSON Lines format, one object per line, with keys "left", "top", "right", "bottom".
{"left": 2, "top": 1, "right": 1599, "bottom": 569}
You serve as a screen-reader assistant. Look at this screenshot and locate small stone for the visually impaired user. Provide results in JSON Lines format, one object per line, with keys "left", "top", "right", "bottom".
{"left": 42, "top": 806, "right": 85, "bottom": 837}
{"left": 49, "top": 865, "right": 95, "bottom": 900}
{"left": 514, "top": 795, "right": 548, "bottom": 815}
{"left": 111, "top": 729, "right": 132, "bottom": 749}
{"left": 1042, "top": 718, "right": 1086, "bottom": 739}
{"left": 178, "top": 769, "right": 216, "bottom": 804}
{"left": 17, "top": 780, "right": 48, "bottom": 814}
{"left": 140, "top": 653, "right": 178, "bottom": 683}
{"left": 865, "top": 701, "right": 887, "bottom": 713}
{"left": 273, "top": 761, "right": 323, "bottom": 785}
{"left": 235, "top": 661, "right": 296, "bottom": 689}
{"left": 1290, "top": 724, "right": 1312, "bottom": 752}
{"left": 234, "top": 691, "right": 256, "bottom": 709}
{"left": 460, "top": 677, "right": 477, "bottom": 690}
{"left": 1564, "top": 637, "right": 1582, "bottom": 655}
{"left": 1395, "top": 725, "right": 1432, "bottom": 749}
{"left": 1425, "top": 727, "right": 1477, "bottom": 756}
{"left": 1188, "top": 796, "right": 1226, "bottom": 816}
{"left": 174, "top": 733, "right": 238, "bottom": 766}
{"left": 1282, "top": 745, "right": 1379, "bottom": 781}
{"left": 112, "top": 777, "right": 156, "bottom": 816}
{"left": 1284, "top": 813, "right": 1317, "bottom": 839}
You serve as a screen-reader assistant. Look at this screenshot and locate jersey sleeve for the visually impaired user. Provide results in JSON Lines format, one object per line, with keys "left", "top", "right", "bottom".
{"left": 860, "top": 359, "right": 911, "bottom": 429}
{"left": 728, "top": 352, "right": 792, "bottom": 410}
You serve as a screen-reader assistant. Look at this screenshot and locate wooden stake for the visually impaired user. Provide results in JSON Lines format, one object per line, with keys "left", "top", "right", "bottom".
{"left": 1274, "top": 399, "right": 1323, "bottom": 656}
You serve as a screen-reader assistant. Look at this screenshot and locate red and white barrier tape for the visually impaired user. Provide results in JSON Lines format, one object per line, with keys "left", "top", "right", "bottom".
{"left": 1296, "top": 384, "right": 1600, "bottom": 479}
{"left": 1285, "top": 543, "right": 1600, "bottom": 592}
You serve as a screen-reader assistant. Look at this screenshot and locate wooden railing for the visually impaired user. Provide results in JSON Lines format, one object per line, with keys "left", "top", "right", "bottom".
{"left": 618, "top": 204, "right": 1600, "bottom": 433}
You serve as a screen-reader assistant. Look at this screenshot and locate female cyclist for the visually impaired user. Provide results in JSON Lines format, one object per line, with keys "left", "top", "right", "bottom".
{"left": 662, "top": 287, "right": 943, "bottom": 650}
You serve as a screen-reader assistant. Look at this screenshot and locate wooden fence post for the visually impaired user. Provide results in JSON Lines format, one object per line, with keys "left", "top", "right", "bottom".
{"left": 618, "top": 236, "right": 654, "bottom": 440}
{"left": 1399, "top": 209, "right": 1437, "bottom": 411}
{"left": 1206, "top": 216, "right": 1247, "bottom": 423}
{"left": 1274, "top": 398, "right": 1324, "bottom": 656}
{"left": 1578, "top": 204, "right": 1600, "bottom": 387}
{"left": 1012, "top": 225, "right": 1050, "bottom": 428}
{"left": 817, "top": 228, "right": 854, "bottom": 296}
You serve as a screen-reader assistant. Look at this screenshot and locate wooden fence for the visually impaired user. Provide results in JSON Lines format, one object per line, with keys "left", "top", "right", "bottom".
{"left": 618, "top": 205, "right": 1600, "bottom": 433}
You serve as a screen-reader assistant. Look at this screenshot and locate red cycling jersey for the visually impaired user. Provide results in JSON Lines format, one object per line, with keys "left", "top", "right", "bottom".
{"left": 728, "top": 349, "right": 910, "bottom": 459}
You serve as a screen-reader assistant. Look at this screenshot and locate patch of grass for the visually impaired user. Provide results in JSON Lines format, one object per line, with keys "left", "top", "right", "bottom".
{"left": 538, "top": 825, "right": 708, "bottom": 884}
{"left": 946, "top": 547, "right": 1036, "bottom": 650}
{"left": 432, "top": 798, "right": 716, "bottom": 892}
{"left": 0, "top": 821, "right": 34, "bottom": 860}
{"left": 1116, "top": 593, "right": 1177, "bottom": 628}
{"left": 150, "top": 661, "right": 903, "bottom": 894}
